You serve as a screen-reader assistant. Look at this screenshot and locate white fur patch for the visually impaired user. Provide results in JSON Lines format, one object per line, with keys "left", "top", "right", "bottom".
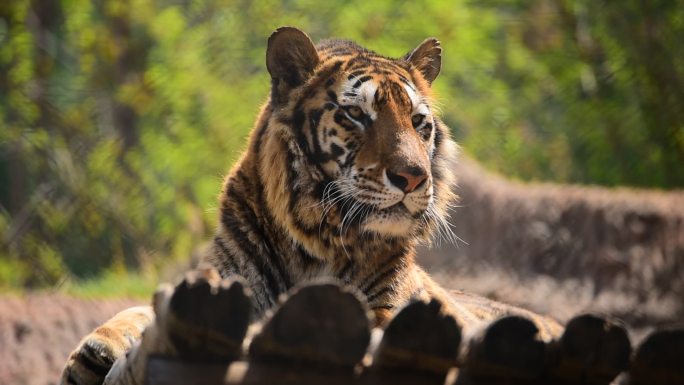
{"left": 364, "top": 215, "right": 415, "bottom": 236}
{"left": 404, "top": 83, "right": 420, "bottom": 108}
{"left": 340, "top": 77, "right": 378, "bottom": 121}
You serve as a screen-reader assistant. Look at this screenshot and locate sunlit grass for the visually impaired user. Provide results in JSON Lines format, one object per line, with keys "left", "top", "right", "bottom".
{"left": 60, "top": 269, "right": 159, "bottom": 299}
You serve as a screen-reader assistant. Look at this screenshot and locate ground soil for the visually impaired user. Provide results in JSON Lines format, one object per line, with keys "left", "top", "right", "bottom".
{"left": 0, "top": 295, "right": 142, "bottom": 385}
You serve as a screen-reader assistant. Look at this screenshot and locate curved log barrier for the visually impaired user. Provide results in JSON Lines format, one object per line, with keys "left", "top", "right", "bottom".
{"left": 460, "top": 316, "right": 547, "bottom": 384}
{"left": 146, "top": 282, "right": 683, "bottom": 385}
{"left": 165, "top": 270, "right": 252, "bottom": 362}
{"left": 249, "top": 282, "right": 371, "bottom": 367}
{"left": 368, "top": 299, "right": 461, "bottom": 385}
{"left": 546, "top": 314, "right": 631, "bottom": 385}
{"left": 627, "top": 328, "right": 684, "bottom": 385}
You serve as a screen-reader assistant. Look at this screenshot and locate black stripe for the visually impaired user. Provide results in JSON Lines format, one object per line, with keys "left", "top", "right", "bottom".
{"left": 344, "top": 56, "right": 371, "bottom": 70}
{"left": 221, "top": 200, "right": 282, "bottom": 303}
{"left": 291, "top": 104, "right": 328, "bottom": 177}
{"left": 253, "top": 120, "right": 270, "bottom": 153}
{"left": 374, "top": 87, "right": 386, "bottom": 107}
{"left": 351, "top": 75, "right": 372, "bottom": 89}
{"left": 284, "top": 145, "right": 302, "bottom": 216}
{"left": 341, "top": 147, "right": 358, "bottom": 168}
{"left": 77, "top": 343, "right": 113, "bottom": 377}
{"left": 334, "top": 111, "right": 357, "bottom": 131}
{"left": 362, "top": 263, "right": 403, "bottom": 297}
{"left": 302, "top": 61, "right": 343, "bottom": 96}
{"left": 347, "top": 70, "right": 368, "bottom": 80}
{"left": 325, "top": 47, "right": 356, "bottom": 56}
{"left": 283, "top": 146, "right": 321, "bottom": 236}
{"left": 346, "top": 57, "right": 401, "bottom": 73}
{"left": 313, "top": 180, "right": 328, "bottom": 201}
{"left": 292, "top": 107, "right": 310, "bottom": 154}
{"left": 277, "top": 116, "right": 293, "bottom": 126}
{"left": 359, "top": 251, "right": 405, "bottom": 293}
{"left": 371, "top": 304, "right": 394, "bottom": 310}
{"left": 398, "top": 74, "right": 413, "bottom": 87}
{"left": 433, "top": 120, "right": 443, "bottom": 148}
{"left": 227, "top": 180, "right": 291, "bottom": 290}
{"left": 329, "top": 143, "right": 344, "bottom": 159}
{"left": 252, "top": 164, "right": 298, "bottom": 287}
{"left": 309, "top": 108, "right": 324, "bottom": 162}
{"left": 250, "top": 120, "right": 292, "bottom": 282}
{"left": 337, "top": 259, "right": 354, "bottom": 282}
{"left": 388, "top": 81, "right": 411, "bottom": 107}
{"left": 366, "top": 286, "right": 393, "bottom": 303}
{"left": 214, "top": 235, "right": 240, "bottom": 275}
{"left": 297, "top": 245, "right": 321, "bottom": 270}
{"left": 66, "top": 369, "right": 79, "bottom": 385}
{"left": 378, "top": 68, "right": 399, "bottom": 76}
{"left": 290, "top": 60, "right": 343, "bottom": 165}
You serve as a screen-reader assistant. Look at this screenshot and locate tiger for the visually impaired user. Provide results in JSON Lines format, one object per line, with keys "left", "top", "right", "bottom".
{"left": 60, "top": 27, "right": 563, "bottom": 385}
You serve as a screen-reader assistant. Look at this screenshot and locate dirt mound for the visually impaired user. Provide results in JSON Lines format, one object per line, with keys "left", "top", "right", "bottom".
{"left": 420, "top": 156, "right": 684, "bottom": 339}
{"left": 0, "top": 294, "right": 142, "bottom": 385}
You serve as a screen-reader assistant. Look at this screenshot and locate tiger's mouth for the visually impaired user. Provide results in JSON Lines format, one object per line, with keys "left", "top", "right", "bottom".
{"left": 382, "top": 200, "right": 426, "bottom": 216}
{"left": 362, "top": 204, "right": 420, "bottom": 236}
{"left": 342, "top": 197, "right": 428, "bottom": 237}
{"left": 320, "top": 179, "right": 431, "bottom": 237}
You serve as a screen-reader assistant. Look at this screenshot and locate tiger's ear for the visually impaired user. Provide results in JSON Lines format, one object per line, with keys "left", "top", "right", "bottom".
{"left": 403, "top": 38, "right": 442, "bottom": 84}
{"left": 267, "top": 27, "right": 319, "bottom": 105}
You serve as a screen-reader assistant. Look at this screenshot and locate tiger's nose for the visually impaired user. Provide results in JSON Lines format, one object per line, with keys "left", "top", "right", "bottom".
{"left": 386, "top": 167, "right": 428, "bottom": 193}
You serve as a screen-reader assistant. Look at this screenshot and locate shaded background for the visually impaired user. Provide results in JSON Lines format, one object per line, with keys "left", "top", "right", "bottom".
{"left": 1, "top": 0, "right": 683, "bottom": 295}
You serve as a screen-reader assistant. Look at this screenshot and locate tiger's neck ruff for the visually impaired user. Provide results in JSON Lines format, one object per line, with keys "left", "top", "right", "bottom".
{"left": 209, "top": 27, "right": 457, "bottom": 319}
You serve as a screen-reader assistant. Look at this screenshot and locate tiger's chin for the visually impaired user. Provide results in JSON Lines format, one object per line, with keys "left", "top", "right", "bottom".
{"left": 361, "top": 205, "right": 423, "bottom": 238}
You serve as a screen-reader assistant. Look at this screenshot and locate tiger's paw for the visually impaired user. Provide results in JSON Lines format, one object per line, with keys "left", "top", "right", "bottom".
{"left": 163, "top": 267, "right": 252, "bottom": 362}
{"left": 60, "top": 306, "right": 153, "bottom": 385}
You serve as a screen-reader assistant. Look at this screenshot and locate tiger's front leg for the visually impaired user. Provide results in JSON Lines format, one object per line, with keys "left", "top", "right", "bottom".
{"left": 61, "top": 267, "right": 252, "bottom": 385}
{"left": 409, "top": 267, "right": 564, "bottom": 341}
{"left": 60, "top": 306, "right": 154, "bottom": 385}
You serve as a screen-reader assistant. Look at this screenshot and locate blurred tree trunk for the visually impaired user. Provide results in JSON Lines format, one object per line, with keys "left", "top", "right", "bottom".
{"left": 94, "top": 0, "right": 150, "bottom": 155}
{"left": 27, "top": 0, "right": 63, "bottom": 135}
{"left": 0, "top": 3, "right": 24, "bottom": 217}
{"left": 631, "top": 2, "right": 684, "bottom": 188}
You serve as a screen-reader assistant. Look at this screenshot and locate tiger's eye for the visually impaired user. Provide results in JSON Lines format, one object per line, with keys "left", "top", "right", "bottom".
{"left": 412, "top": 114, "right": 425, "bottom": 127}
{"left": 347, "top": 106, "right": 363, "bottom": 119}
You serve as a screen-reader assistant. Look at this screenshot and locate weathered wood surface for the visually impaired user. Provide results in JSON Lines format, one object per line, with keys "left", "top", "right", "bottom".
{"left": 249, "top": 283, "right": 370, "bottom": 367}
{"left": 146, "top": 282, "right": 684, "bottom": 385}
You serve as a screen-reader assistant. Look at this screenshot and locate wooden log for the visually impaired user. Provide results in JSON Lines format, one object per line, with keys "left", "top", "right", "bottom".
{"left": 371, "top": 298, "right": 461, "bottom": 380}
{"left": 147, "top": 357, "right": 229, "bottom": 385}
{"left": 226, "top": 361, "right": 358, "bottom": 385}
{"left": 166, "top": 270, "right": 252, "bottom": 362}
{"left": 459, "top": 315, "right": 547, "bottom": 384}
{"left": 248, "top": 282, "right": 371, "bottom": 367}
{"left": 626, "top": 328, "right": 684, "bottom": 385}
{"left": 545, "top": 314, "right": 631, "bottom": 385}
{"left": 146, "top": 358, "right": 457, "bottom": 385}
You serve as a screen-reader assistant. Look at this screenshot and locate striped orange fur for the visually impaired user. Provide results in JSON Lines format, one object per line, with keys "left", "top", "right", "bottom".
{"left": 60, "top": 27, "right": 561, "bottom": 385}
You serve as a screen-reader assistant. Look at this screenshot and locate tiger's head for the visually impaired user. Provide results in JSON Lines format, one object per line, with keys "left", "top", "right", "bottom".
{"left": 263, "top": 27, "right": 457, "bottom": 246}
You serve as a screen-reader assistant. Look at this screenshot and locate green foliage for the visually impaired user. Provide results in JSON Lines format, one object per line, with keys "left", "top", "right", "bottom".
{"left": 0, "top": 0, "right": 682, "bottom": 288}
